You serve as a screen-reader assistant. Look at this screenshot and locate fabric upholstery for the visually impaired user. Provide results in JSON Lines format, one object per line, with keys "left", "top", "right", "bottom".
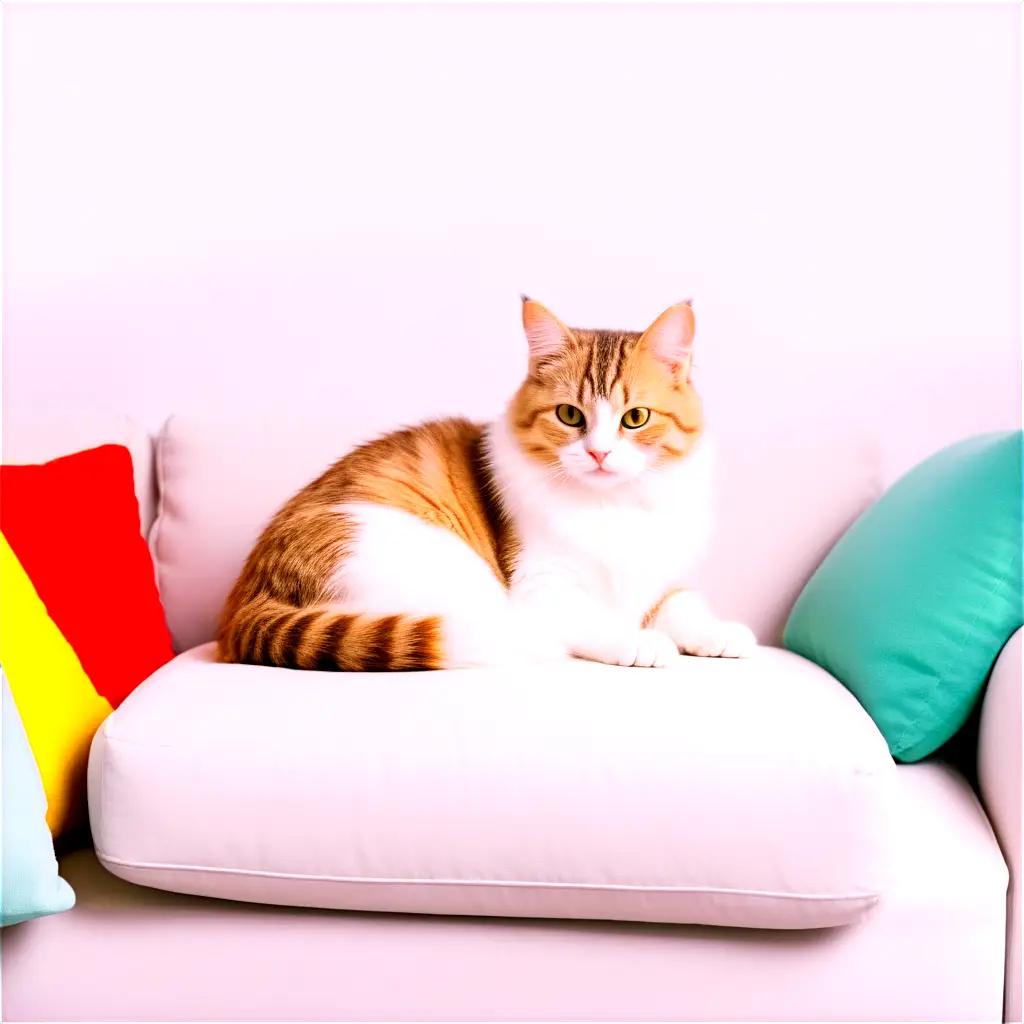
{"left": 89, "top": 643, "right": 894, "bottom": 930}
{"left": 150, "top": 414, "right": 882, "bottom": 652}
{"left": 979, "top": 628, "right": 1022, "bottom": 1023}
{"left": 8, "top": 763, "right": 1008, "bottom": 1021}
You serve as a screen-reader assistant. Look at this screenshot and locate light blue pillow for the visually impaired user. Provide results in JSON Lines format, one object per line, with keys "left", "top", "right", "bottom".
{"left": 1, "top": 674, "right": 75, "bottom": 926}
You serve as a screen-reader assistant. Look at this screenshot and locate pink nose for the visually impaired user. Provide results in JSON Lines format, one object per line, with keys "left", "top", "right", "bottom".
{"left": 588, "top": 449, "right": 610, "bottom": 467}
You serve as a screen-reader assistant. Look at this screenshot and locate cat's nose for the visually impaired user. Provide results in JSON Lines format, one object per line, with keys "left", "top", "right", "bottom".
{"left": 587, "top": 450, "right": 610, "bottom": 467}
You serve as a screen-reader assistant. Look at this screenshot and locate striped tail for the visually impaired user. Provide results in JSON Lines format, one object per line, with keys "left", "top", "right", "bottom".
{"left": 218, "top": 600, "right": 444, "bottom": 671}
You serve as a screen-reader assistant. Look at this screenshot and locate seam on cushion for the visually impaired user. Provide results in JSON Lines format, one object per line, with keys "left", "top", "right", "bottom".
{"left": 91, "top": 851, "right": 878, "bottom": 903}
{"left": 137, "top": 418, "right": 158, "bottom": 542}
{"left": 97, "top": 718, "right": 110, "bottom": 848}
{"left": 138, "top": 428, "right": 161, "bottom": 592}
{"left": 98, "top": 730, "right": 892, "bottom": 777}
{"left": 148, "top": 415, "right": 175, "bottom": 615}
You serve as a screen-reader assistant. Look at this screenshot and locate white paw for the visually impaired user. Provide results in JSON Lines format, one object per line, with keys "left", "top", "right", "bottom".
{"left": 617, "top": 628, "right": 680, "bottom": 668}
{"left": 572, "top": 628, "right": 680, "bottom": 669}
{"left": 677, "top": 620, "right": 757, "bottom": 659}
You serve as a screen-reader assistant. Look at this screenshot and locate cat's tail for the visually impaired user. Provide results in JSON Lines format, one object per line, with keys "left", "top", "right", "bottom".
{"left": 218, "top": 599, "right": 444, "bottom": 671}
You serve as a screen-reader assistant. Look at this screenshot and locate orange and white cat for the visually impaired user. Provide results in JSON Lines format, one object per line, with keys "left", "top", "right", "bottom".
{"left": 218, "top": 298, "right": 756, "bottom": 671}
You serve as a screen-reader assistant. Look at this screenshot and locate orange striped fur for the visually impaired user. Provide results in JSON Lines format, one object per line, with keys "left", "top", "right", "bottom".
{"left": 510, "top": 309, "right": 703, "bottom": 470}
{"left": 218, "top": 419, "right": 513, "bottom": 671}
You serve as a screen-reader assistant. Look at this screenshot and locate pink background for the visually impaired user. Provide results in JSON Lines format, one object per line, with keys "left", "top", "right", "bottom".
{"left": 3, "top": 3, "right": 1020, "bottom": 480}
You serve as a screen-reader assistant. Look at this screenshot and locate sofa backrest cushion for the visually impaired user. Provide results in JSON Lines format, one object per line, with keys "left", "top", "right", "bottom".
{"left": 152, "top": 413, "right": 882, "bottom": 653}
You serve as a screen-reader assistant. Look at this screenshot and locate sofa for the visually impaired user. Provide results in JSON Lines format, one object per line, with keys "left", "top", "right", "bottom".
{"left": 1, "top": 409, "right": 1019, "bottom": 1023}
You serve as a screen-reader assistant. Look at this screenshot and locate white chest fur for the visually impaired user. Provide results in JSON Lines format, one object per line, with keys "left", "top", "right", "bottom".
{"left": 485, "top": 419, "right": 714, "bottom": 623}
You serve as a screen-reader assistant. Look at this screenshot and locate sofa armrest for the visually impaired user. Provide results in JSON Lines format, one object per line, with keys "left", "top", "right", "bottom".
{"left": 978, "top": 627, "right": 1022, "bottom": 1023}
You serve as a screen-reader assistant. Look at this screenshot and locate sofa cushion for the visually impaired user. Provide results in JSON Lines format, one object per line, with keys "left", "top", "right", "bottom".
{"left": 150, "top": 413, "right": 881, "bottom": 653}
{"left": 0, "top": 446, "right": 175, "bottom": 836}
{"left": 88, "top": 645, "right": 895, "bottom": 930}
{"left": 9, "top": 765, "right": 1007, "bottom": 1023}
{"left": 0, "top": 678, "right": 75, "bottom": 926}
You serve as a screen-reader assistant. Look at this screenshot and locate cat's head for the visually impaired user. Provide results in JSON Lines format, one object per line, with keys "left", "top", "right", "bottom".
{"left": 508, "top": 297, "right": 703, "bottom": 489}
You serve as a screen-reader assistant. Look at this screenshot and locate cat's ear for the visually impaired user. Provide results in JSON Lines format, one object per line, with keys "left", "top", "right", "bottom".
{"left": 639, "top": 300, "right": 695, "bottom": 380}
{"left": 521, "top": 295, "right": 571, "bottom": 366}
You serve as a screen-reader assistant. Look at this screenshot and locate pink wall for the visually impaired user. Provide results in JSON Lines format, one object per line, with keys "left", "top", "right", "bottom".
{"left": 3, "top": 3, "right": 1020, "bottom": 481}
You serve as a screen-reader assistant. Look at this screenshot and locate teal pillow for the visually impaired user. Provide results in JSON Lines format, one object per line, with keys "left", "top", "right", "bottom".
{"left": 1, "top": 674, "right": 75, "bottom": 926}
{"left": 784, "top": 431, "right": 1023, "bottom": 763}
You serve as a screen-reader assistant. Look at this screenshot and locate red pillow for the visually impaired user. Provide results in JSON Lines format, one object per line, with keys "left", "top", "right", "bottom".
{"left": 0, "top": 444, "right": 174, "bottom": 834}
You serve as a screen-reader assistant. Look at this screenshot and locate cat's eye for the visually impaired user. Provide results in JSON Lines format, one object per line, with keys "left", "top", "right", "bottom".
{"left": 621, "top": 407, "right": 651, "bottom": 429}
{"left": 555, "top": 404, "right": 585, "bottom": 427}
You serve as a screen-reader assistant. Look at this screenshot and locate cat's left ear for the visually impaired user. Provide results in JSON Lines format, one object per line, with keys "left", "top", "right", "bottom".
{"left": 639, "top": 300, "right": 696, "bottom": 380}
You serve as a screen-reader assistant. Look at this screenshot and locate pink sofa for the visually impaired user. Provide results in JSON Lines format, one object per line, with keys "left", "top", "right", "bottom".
{"left": 1, "top": 411, "right": 1019, "bottom": 1022}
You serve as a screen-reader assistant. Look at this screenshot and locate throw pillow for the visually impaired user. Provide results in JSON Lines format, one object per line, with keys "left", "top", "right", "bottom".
{"left": 1, "top": 676, "right": 76, "bottom": 926}
{"left": 784, "top": 431, "right": 1023, "bottom": 762}
{"left": 0, "top": 444, "right": 174, "bottom": 834}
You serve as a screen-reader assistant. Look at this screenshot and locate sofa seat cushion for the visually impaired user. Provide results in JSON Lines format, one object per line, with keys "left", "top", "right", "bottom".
{"left": 88, "top": 645, "right": 895, "bottom": 930}
{"left": 8, "top": 766, "right": 1007, "bottom": 1023}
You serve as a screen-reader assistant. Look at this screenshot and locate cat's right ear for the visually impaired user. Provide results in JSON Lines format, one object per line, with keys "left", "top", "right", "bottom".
{"left": 521, "top": 296, "right": 570, "bottom": 367}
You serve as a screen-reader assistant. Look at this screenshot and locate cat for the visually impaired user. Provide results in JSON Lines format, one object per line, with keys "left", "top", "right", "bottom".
{"left": 217, "top": 297, "right": 757, "bottom": 671}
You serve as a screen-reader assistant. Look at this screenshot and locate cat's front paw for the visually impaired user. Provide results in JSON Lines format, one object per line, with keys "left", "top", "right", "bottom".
{"left": 576, "top": 628, "right": 679, "bottom": 668}
{"left": 629, "top": 628, "right": 681, "bottom": 668}
{"left": 677, "top": 621, "right": 757, "bottom": 659}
